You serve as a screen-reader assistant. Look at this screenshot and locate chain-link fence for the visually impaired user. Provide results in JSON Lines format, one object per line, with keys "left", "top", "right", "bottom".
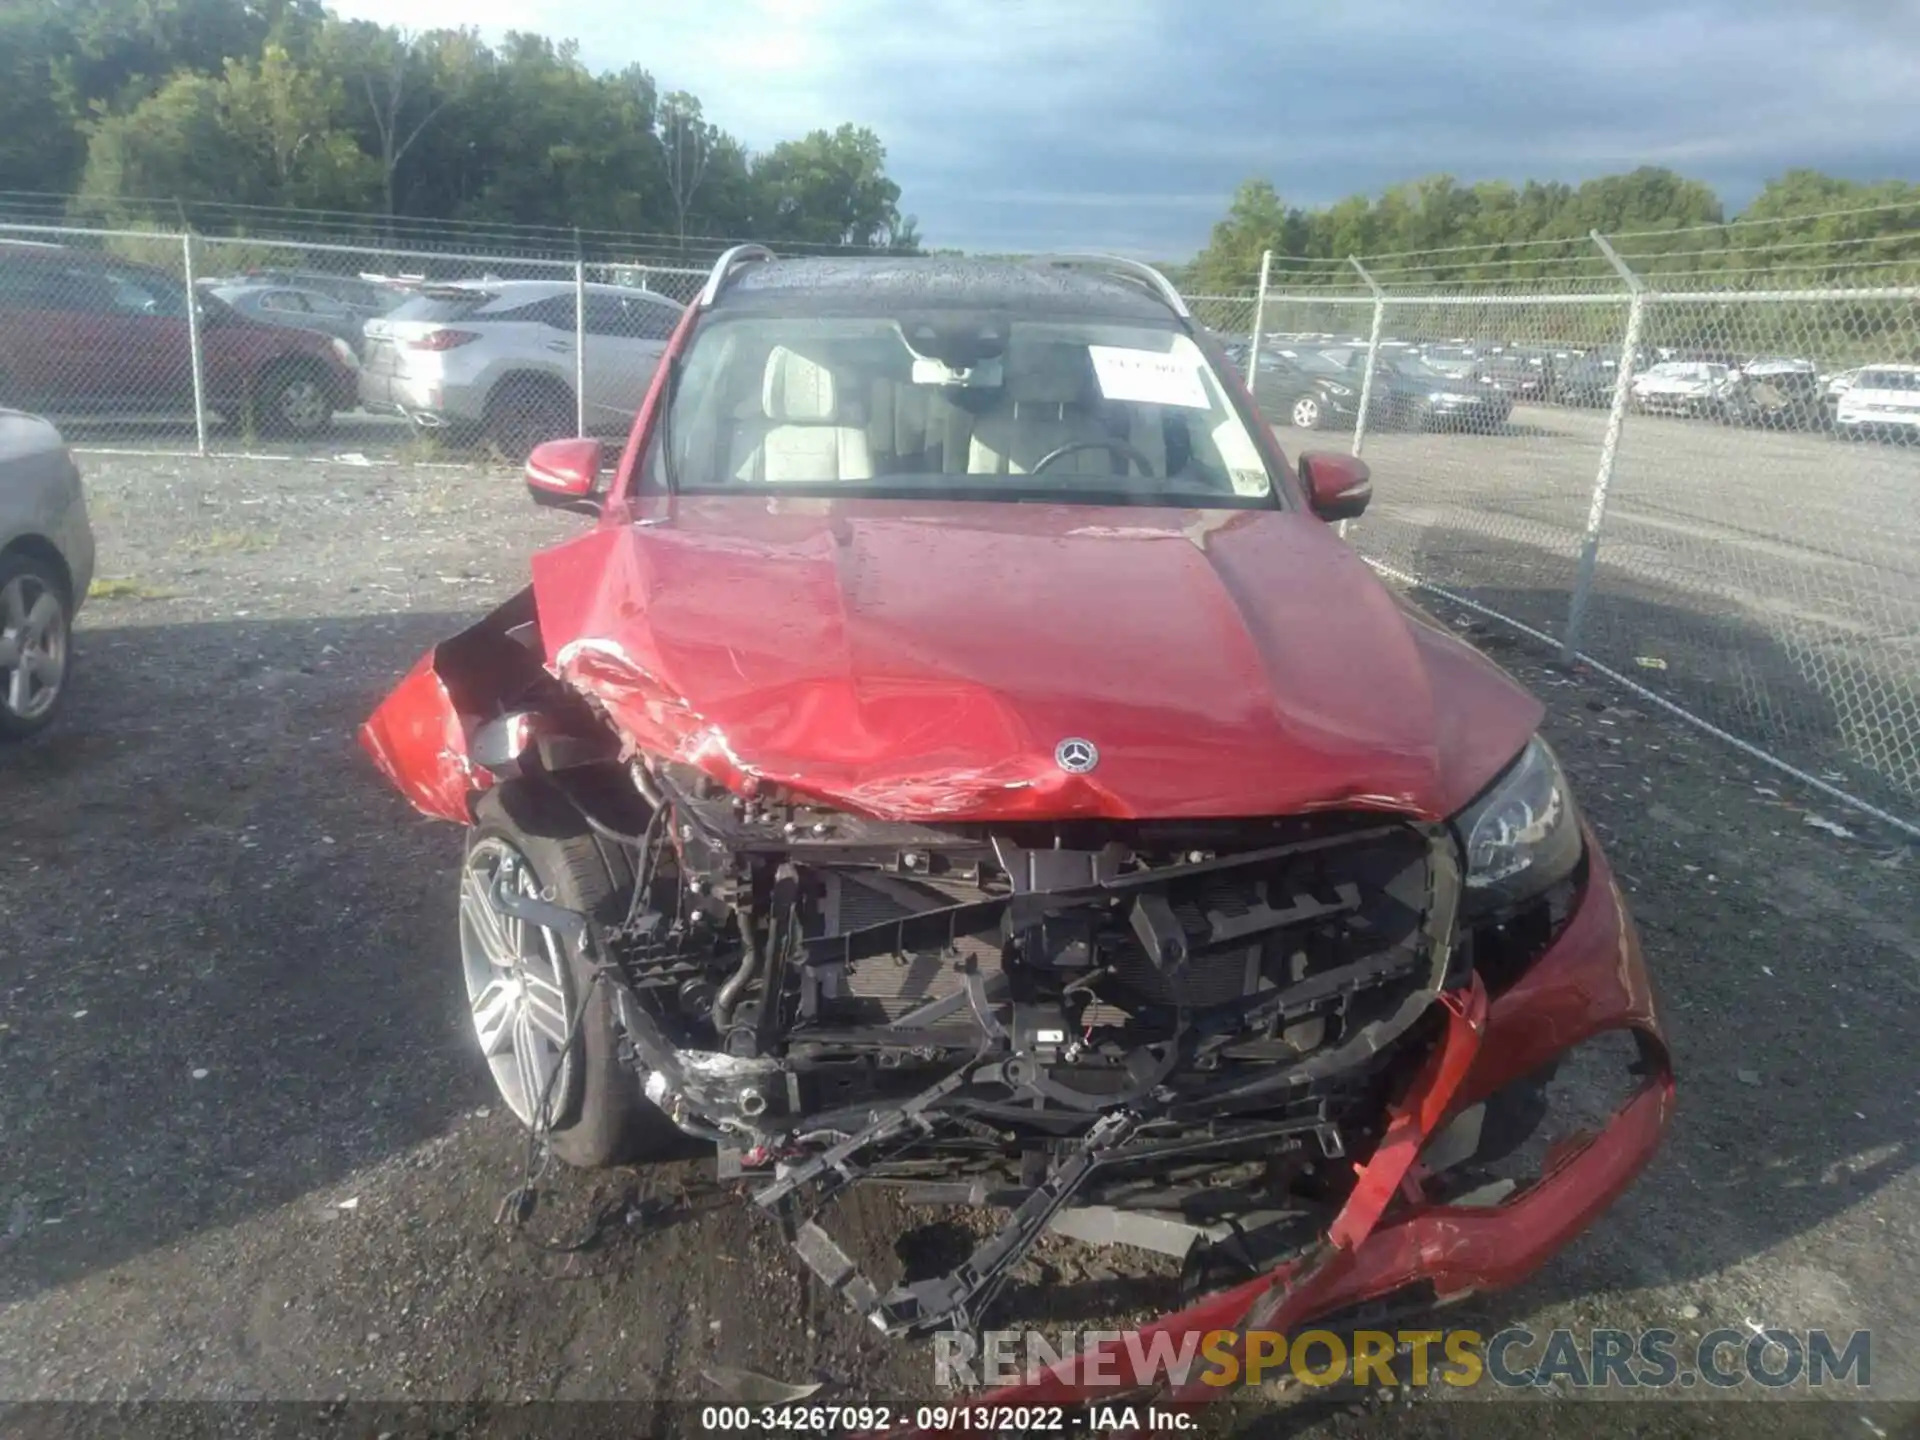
{"left": 1230, "top": 239, "right": 1920, "bottom": 832}
{"left": 0, "top": 220, "right": 705, "bottom": 460}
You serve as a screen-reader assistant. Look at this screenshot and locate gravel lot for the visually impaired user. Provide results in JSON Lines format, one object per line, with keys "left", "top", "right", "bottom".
{"left": 1, "top": 447, "right": 1916, "bottom": 1438}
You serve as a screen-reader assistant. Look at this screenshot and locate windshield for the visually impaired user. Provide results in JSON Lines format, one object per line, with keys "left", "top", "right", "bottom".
{"left": 1857, "top": 369, "right": 1920, "bottom": 391}
{"left": 655, "top": 313, "right": 1275, "bottom": 505}
{"left": 1385, "top": 355, "right": 1465, "bottom": 385}
{"left": 1277, "top": 348, "right": 1354, "bottom": 378}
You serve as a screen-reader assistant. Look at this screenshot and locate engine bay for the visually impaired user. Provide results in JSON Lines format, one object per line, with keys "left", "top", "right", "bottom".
{"left": 485, "top": 752, "right": 1465, "bottom": 1334}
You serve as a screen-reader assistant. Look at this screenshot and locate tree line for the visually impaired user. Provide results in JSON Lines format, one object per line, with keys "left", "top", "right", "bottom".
{"left": 0, "top": 0, "right": 921, "bottom": 258}
{"left": 1181, "top": 169, "right": 1920, "bottom": 293}
{"left": 3, "top": 3, "right": 1911, "bottom": 286}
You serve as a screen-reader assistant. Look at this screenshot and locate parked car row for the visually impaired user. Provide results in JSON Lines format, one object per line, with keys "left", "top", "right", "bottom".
{"left": 1233, "top": 330, "right": 1917, "bottom": 442}
{"left": 0, "top": 244, "right": 686, "bottom": 456}
{"left": 1249, "top": 343, "right": 1514, "bottom": 435}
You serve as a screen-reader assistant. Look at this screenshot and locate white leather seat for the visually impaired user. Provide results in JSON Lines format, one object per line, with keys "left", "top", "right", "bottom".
{"left": 967, "top": 343, "right": 1117, "bottom": 475}
{"left": 730, "top": 346, "right": 873, "bottom": 483}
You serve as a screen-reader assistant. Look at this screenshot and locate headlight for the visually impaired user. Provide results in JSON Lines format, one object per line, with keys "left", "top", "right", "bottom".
{"left": 1324, "top": 383, "right": 1353, "bottom": 397}
{"left": 329, "top": 337, "right": 359, "bottom": 369}
{"left": 1454, "top": 736, "right": 1583, "bottom": 912}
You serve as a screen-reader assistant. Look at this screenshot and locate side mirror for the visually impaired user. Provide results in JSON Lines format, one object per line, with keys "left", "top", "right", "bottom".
{"left": 525, "top": 437, "right": 605, "bottom": 515}
{"left": 1298, "top": 451, "right": 1372, "bottom": 522}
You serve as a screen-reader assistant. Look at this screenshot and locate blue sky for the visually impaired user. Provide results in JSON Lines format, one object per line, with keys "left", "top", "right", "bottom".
{"left": 329, "top": 0, "right": 1920, "bottom": 256}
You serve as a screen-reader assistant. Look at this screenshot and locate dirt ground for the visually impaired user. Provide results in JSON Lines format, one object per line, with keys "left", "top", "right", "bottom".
{"left": 1, "top": 449, "right": 1915, "bottom": 1439}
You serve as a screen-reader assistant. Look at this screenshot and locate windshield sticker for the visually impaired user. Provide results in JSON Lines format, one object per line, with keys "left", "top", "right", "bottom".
{"left": 1088, "top": 346, "right": 1210, "bottom": 410}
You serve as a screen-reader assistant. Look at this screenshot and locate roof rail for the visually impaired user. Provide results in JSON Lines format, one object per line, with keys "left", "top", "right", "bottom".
{"left": 698, "top": 244, "right": 777, "bottom": 307}
{"left": 1030, "top": 253, "right": 1190, "bottom": 319}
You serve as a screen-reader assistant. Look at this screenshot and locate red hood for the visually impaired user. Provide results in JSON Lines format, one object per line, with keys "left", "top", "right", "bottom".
{"left": 527, "top": 497, "right": 1541, "bottom": 823}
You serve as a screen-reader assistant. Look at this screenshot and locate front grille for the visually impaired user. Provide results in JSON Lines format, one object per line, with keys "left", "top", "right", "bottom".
{"left": 808, "top": 815, "right": 1454, "bottom": 1074}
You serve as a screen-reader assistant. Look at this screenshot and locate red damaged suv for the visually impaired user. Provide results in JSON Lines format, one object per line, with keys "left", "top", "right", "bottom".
{"left": 361, "top": 250, "right": 1673, "bottom": 1411}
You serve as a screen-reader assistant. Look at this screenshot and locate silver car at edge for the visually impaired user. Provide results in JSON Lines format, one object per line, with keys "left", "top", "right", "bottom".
{"left": 0, "top": 409, "right": 95, "bottom": 739}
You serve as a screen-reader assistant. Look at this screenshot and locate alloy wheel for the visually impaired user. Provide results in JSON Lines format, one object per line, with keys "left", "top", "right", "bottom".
{"left": 458, "top": 836, "right": 579, "bottom": 1129}
{"left": 0, "top": 574, "right": 68, "bottom": 723}
{"left": 276, "top": 377, "right": 330, "bottom": 434}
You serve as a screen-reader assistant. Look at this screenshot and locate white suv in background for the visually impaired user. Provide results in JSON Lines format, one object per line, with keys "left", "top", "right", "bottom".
{"left": 1834, "top": 364, "right": 1920, "bottom": 443}
{"left": 359, "top": 280, "right": 684, "bottom": 456}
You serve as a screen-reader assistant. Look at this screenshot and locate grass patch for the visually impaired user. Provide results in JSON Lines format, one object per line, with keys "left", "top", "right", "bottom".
{"left": 398, "top": 428, "right": 450, "bottom": 465}
{"left": 88, "top": 577, "right": 177, "bottom": 601}
{"left": 187, "top": 529, "right": 279, "bottom": 555}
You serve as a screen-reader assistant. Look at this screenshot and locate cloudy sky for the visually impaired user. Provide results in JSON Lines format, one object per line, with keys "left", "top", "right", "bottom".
{"left": 328, "top": 0, "right": 1919, "bottom": 257}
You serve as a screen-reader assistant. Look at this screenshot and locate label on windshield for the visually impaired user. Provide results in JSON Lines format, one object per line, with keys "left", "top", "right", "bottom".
{"left": 1089, "top": 346, "right": 1210, "bottom": 409}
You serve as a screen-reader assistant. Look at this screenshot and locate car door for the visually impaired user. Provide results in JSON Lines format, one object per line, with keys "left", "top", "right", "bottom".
{"left": 0, "top": 259, "right": 107, "bottom": 407}
{"left": 92, "top": 266, "right": 196, "bottom": 407}
{"left": 581, "top": 292, "right": 676, "bottom": 430}
{"left": 5, "top": 260, "right": 153, "bottom": 409}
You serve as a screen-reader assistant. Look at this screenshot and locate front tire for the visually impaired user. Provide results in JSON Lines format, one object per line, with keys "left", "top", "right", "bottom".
{"left": 250, "top": 361, "right": 335, "bottom": 438}
{"left": 0, "top": 551, "right": 72, "bottom": 741}
{"left": 460, "top": 784, "right": 680, "bottom": 1168}
{"left": 1290, "top": 395, "right": 1325, "bottom": 430}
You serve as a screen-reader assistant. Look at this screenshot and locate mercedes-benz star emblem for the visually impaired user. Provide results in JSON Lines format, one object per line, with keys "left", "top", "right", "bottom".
{"left": 1055, "top": 737, "right": 1099, "bottom": 774}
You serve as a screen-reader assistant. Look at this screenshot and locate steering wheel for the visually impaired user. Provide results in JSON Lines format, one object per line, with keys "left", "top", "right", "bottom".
{"left": 1029, "top": 439, "right": 1157, "bottom": 476}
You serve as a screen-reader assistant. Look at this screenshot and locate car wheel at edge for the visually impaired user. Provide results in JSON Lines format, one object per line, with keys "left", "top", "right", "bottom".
{"left": 460, "top": 783, "right": 684, "bottom": 1168}
{"left": 1290, "top": 395, "right": 1324, "bottom": 430}
{"left": 0, "top": 551, "right": 72, "bottom": 741}
{"left": 486, "top": 378, "right": 576, "bottom": 464}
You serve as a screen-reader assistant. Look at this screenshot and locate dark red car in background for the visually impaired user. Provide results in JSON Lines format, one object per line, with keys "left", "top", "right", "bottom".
{"left": 0, "top": 241, "right": 357, "bottom": 436}
{"left": 360, "top": 250, "right": 1673, "bottom": 1420}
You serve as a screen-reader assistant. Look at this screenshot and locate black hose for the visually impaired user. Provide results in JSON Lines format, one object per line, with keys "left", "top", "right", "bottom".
{"left": 711, "top": 908, "right": 761, "bottom": 1033}
{"left": 629, "top": 759, "right": 667, "bottom": 812}
{"left": 621, "top": 804, "right": 667, "bottom": 929}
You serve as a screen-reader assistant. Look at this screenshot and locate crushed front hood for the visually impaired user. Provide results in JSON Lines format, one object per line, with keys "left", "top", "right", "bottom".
{"left": 528, "top": 497, "right": 1540, "bottom": 822}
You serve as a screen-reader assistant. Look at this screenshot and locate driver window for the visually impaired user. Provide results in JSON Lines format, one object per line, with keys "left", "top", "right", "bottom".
{"left": 102, "top": 270, "right": 187, "bottom": 318}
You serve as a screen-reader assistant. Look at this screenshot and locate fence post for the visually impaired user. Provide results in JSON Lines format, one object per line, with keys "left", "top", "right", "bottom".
{"left": 1348, "top": 257, "right": 1386, "bottom": 460}
{"left": 181, "top": 229, "right": 209, "bottom": 456}
{"left": 1563, "top": 230, "right": 1647, "bottom": 659}
{"left": 1246, "top": 250, "right": 1272, "bottom": 380}
{"left": 573, "top": 229, "right": 588, "bottom": 439}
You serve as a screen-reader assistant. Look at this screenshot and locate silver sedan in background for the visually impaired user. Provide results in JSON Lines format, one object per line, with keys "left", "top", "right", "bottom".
{"left": 0, "top": 409, "right": 94, "bottom": 739}
{"left": 203, "top": 282, "right": 372, "bottom": 356}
